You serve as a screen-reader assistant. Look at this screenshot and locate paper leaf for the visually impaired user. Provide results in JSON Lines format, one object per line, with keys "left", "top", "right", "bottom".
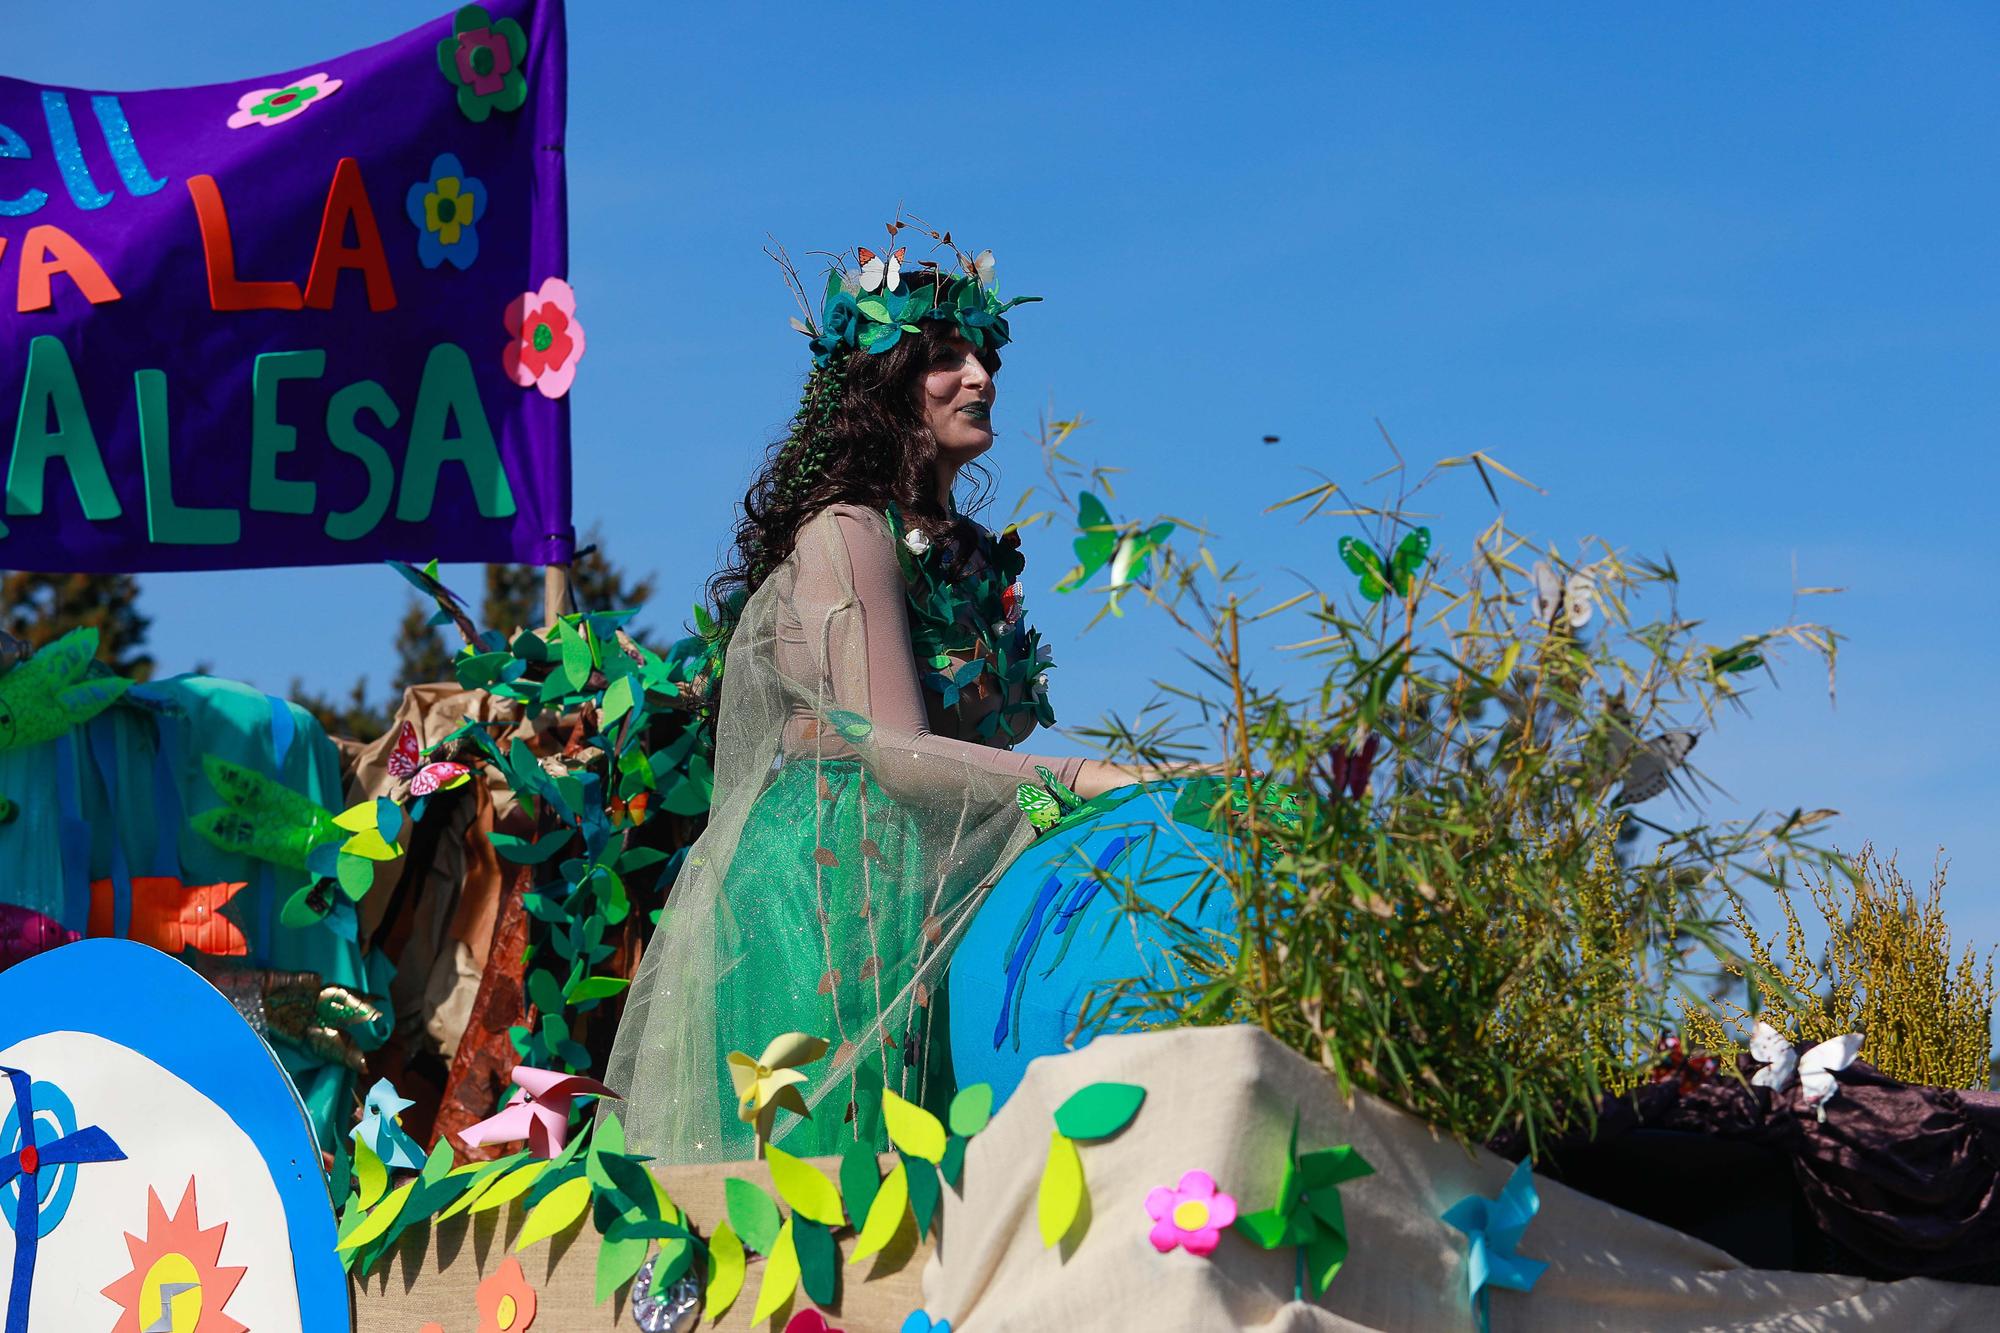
{"left": 882, "top": 1089, "right": 946, "bottom": 1163}
{"left": 948, "top": 1083, "right": 994, "bottom": 1137}
{"left": 905, "top": 1153, "right": 941, "bottom": 1241}
{"left": 767, "top": 1145, "right": 845, "bottom": 1228}
{"left": 794, "top": 1215, "right": 839, "bottom": 1306}
{"left": 437, "top": 1151, "right": 530, "bottom": 1221}
{"left": 751, "top": 1217, "right": 800, "bottom": 1323}
{"left": 470, "top": 1159, "right": 549, "bottom": 1214}
{"left": 848, "top": 1158, "right": 908, "bottom": 1265}
{"left": 1053, "top": 1082, "right": 1146, "bottom": 1140}
{"left": 725, "top": 1176, "right": 783, "bottom": 1254}
{"left": 940, "top": 1135, "right": 966, "bottom": 1189}
{"left": 336, "top": 1179, "right": 413, "bottom": 1252}
{"left": 597, "top": 1230, "right": 650, "bottom": 1305}
{"left": 353, "top": 1138, "right": 387, "bottom": 1210}
{"left": 839, "top": 1142, "right": 881, "bottom": 1228}
{"left": 1036, "top": 1131, "right": 1084, "bottom": 1248}
{"left": 704, "top": 1221, "right": 746, "bottom": 1320}
{"left": 515, "top": 1172, "right": 591, "bottom": 1250}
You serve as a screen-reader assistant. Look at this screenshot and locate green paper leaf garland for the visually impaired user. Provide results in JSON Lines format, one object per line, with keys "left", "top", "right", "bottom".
{"left": 1053, "top": 1082, "right": 1146, "bottom": 1140}
{"left": 1036, "top": 1131, "right": 1084, "bottom": 1248}
{"left": 724, "top": 1176, "right": 783, "bottom": 1255}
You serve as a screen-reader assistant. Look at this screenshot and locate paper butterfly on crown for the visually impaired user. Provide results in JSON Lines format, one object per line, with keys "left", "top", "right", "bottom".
{"left": 783, "top": 216, "right": 1042, "bottom": 369}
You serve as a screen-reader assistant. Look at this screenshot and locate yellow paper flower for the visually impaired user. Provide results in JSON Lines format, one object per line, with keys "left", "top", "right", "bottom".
{"left": 726, "top": 1032, "right": 828, "bottom": 1153}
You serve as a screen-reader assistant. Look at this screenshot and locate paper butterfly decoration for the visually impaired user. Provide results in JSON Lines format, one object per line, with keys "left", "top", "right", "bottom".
{"left": 352, "top": 1077, "right": 426, "bottom": 1171}
{"left": 1441, "top": 1158, "right": 1548, "bottom": 1333}
{"left": 1711, "top": 642, "right": 1765, "bottom": 675}
{"left": 1530, "top": 560, "right": 1594, "bottom": 631}
{"left": 1750, "top": 1021, "right": 1863, "bottom": 1121}
{"left": 1016, "top": 764, "right": 1085, "bottom": 833}
{"left": 456, "top": 1064, "right": 619, "bottom": 1158}
{"left": 385, "top": 721, "right": 472, "bottom": 797}
{"left": 1338, "top": 528, "right": 1430, "bottom": 603}
{"left": 727, "top": 1032, "right": 829, "bottom": 1154}
{"left": 0, "top": 626, "right": 131, "bottom": 753}
{"left": 1612, "top": 730, "right": 1697, "bottom": 805}
{"left": 857, "top": 245, "right": 906, "bottom": 293}
{"left": 1056, "top": 493, "right": 1174, "bottom": 603}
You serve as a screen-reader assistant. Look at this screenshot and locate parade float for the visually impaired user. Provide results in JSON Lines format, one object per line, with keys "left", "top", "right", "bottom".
{"left": 2, "top": 3, "right": 1998, "bottom": 1330}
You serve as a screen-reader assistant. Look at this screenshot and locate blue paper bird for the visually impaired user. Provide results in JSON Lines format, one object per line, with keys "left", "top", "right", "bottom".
{"left": 353, "top": 1077, "right": 426, "bottom": 1171}
{"left": 1442, "top": 1158, "right": 1549, "bottom": 1332}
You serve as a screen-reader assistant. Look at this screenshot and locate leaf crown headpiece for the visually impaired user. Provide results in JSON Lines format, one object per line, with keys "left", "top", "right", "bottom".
{"left": 782, "top": 218, "right": 1041, "bottom": 369}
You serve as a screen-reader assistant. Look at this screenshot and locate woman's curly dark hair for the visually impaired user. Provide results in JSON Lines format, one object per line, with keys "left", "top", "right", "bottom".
{"left": 704, "top": 303, "right": 999, "bottom": 635}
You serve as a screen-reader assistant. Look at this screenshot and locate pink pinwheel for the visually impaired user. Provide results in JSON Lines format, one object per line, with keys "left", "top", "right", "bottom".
{"left": 456, "top": 1065, "right": 619, "bottom": 1158}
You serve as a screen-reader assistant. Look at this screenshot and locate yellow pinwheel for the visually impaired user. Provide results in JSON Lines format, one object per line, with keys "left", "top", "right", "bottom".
{"left": 727, "top": 1032, "right": 828, "bottom": 1156}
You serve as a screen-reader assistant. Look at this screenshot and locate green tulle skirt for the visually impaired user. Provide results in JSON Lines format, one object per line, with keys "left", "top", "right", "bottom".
{"left": 711, "top": 758, "right": 954, "bottom": 1157}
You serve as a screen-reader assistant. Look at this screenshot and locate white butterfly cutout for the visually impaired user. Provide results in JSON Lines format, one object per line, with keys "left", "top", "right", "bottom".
{"left": 857, "top": 246, "right": 905, "bottom": 293}
{"left": 1530, "top": 559, "right": 1595, "bottom": 630}
{"left": 967, "top": 248, "right": 996, "bottom": 286}
{"left": 1750, "top": 1021, "right": 1862, "bottom": 1121}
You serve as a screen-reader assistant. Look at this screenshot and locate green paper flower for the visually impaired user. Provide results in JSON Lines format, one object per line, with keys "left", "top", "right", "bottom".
{"left": 438, "top": 4, "right": 529, "bottom": 123}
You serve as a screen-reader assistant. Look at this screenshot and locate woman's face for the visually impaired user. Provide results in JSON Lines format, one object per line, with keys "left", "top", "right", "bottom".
{"left": 918, "top": 333, "right": 998, "bottom": 460}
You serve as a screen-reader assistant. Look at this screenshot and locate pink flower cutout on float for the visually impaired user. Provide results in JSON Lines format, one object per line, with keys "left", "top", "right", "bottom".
{"left": 226, "top": 72, "right": 342, "bottom": 128}
{"left": 1144, "top": 1169, "right": 1237, "bottom": 1257}
{"left": 503, "top": 278, "right": 586, "bottom": 399}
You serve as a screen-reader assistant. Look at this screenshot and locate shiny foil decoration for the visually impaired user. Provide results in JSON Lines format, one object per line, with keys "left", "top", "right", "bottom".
{"left": 629, "top": 1255, "right": 700, "bottom": 1333}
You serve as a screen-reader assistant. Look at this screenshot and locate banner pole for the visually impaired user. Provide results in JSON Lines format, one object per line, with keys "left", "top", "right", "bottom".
{"left": 543, "top": 564, "right": 570, "bottom": 627}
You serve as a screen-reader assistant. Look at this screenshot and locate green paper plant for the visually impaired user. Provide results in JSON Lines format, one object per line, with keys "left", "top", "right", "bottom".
{"left": 389, "top": 559, "right": 721, "bottom": 1079}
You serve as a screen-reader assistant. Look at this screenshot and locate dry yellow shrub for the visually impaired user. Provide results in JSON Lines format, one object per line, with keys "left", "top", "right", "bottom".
{"left": 1681, "top": 846, "right": 1993, "bottom": 1089}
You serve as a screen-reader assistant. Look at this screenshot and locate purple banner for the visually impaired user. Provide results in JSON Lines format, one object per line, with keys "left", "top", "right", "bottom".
{"left": 0, "top": 0, "right": 573, "bottom": 573}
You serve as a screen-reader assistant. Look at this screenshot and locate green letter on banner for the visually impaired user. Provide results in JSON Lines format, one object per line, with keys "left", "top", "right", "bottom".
{"left": 325, "top": 379, "right": 398, "bottom": 541}
{"left": 8, "top": 335, "right": 121, "bottom": 520}
{"left": 137, "top": 369, "right": 239, "bottom": 544}
{"left": 249, "top": 349, "right": 325, "bottom": 514}
{"left": 396, "top": 342, "right": 515, "bottom": 523}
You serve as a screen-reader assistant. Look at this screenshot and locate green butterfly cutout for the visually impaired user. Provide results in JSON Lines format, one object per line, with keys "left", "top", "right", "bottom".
{"left": 1337, "top": 528, "right": 1430, "bottom": 602}
{"left": 825, "top": 708, "right": 874, "bottom": 743}
{"left": 1016, "top": 783, "right": 1062, "bottom": 831}
{"left": 0, "top": 626, "right": 132, "bottom": 752}
{"left": 1056, "top": 494, "right": 1175, "bottom": 595}
{"left": 1016, "top": 765, "right": 1086, "bottom": 833}
{"left": 1711, "top": 643, "right": 1765, "bottom": 674}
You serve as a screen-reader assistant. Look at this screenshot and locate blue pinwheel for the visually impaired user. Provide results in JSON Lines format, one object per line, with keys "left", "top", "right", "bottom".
{"left": 0, "top": 1066, "right": 124, "bottom": 1333}
{"left": 1442, "top": 1158, "right": 1549, "bottom": 1332}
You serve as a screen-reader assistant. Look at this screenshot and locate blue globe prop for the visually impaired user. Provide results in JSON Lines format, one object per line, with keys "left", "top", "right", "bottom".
{"left": 949, "top": 779, "right": 1242, "bottom": 1105}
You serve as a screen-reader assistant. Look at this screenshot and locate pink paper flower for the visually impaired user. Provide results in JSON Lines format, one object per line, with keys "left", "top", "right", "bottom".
{"left": 503, "top": 278, "right": 586, "bottom": 399}
{"left": 1145, "top": 1169, "right": 1236, "bottom": 1257}
{"left": 226, "top": 72, "right": 342, "bottom": 129}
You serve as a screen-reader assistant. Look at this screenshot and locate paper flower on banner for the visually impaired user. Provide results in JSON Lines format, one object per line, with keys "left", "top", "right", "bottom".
{"left": 728, "top": 1032, "right": 828, "bottom": 1152}
{"left": 457, "top": 1065, "right": 619, "bottom": 1158}
{"left": 353, "top": 1078, "right": 426, "bottom": 1171}
{"left": 503, "top": 278, "right": 586, "bottom": 399}
{"left": 439, "top": 3, "right": 529, "bottom": 122}
{"left": 226, "top": 72, "right": 342, "bottom": 128}
{"left": 1234, "top": 1110, "right": 1374, "bottom": 1299}
{"left": 1442, "top": 1158, "right": 1548, "bottom": 1332}
{"left": 475, "top": 1255, "right": 537, "bottom": 1332}
{"left": 406, "top": 153, "right": 488, "bottom": 271}
{"left": 901, "top": 1314, "right": 951, "bottom": 1333}
{"left": 783, "top": 1311, "right": 842, "bottom": 1333}
{"left": 1145, "top": 1169, "right": 1237, "bottom": 1257}
{"left": 0, "top": 626, "right": 130, "bottom": 753}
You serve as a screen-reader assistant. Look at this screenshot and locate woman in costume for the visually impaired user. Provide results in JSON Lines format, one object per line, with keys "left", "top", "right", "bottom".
{"left": 607, "top": 236, "right": 1171, "bottom": 1162}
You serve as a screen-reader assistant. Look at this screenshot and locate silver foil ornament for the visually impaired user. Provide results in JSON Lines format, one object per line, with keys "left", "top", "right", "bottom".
{"left": 630, "top": 1254, "right": 701, "bottom": 1333}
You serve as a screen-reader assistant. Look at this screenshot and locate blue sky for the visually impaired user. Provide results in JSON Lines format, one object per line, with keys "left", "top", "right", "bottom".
{"left": 13, "top": 4, "right": 1999, "bottom": 946}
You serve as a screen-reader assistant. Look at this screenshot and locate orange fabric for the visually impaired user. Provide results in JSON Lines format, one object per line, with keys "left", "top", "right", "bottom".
{"left": 87, "top": 876, "right": 249, "bottom": 956}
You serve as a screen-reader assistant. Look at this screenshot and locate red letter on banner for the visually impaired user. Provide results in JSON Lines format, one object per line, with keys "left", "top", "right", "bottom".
{"left": 14, "top": 224, "right": 121, "bottom": 311}
{"left": 303, "top": 157, "right": 397, "bottom": 312}
{"left": 187, "top": 174, "right": 303, "bottom": 311}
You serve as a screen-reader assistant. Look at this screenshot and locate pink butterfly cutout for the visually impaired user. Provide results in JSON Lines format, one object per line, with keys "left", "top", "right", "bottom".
{"left": 385, "top": 721, "right": 471, "bottom": 797}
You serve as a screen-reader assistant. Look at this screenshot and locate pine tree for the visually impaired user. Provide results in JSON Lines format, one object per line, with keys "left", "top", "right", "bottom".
{"left": 0, "top": 571, "right": 154, "bottom": 679}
